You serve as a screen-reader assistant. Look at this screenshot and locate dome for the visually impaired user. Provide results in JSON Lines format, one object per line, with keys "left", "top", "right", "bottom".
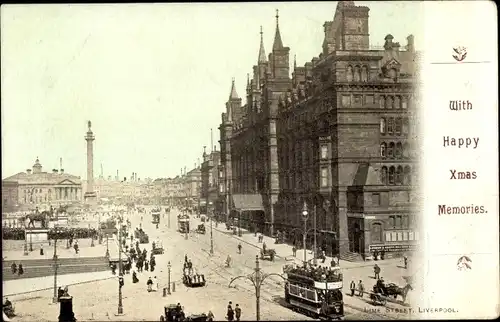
{"left": 384, "top": 34, "right": 394, "bottom": 40}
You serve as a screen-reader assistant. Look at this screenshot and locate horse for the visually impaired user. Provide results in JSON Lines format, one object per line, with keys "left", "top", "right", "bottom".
{"left": 20, "top": 212, "right": 49, "bottom": 228}
{"left": 385, "top": 283, "right": 413, "bottom": 303}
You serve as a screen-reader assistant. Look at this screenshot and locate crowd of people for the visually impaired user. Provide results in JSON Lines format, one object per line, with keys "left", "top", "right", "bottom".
{"left": 287, "top": 262, "right": 343, "bottom": 282}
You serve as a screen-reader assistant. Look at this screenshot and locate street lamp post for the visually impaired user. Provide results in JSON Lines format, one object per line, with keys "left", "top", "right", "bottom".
{"left": 313, "top": 204, "right": 317, "bottom": 266}
{"left": 52, "top": 210, "right": 60, "bottom": 304}
{"left": 117, "top": 211, "right": 124, "bottom": 315}
{"left": 238, "top": 210, "right": 242, "bottom": 237}
{"left": 302, "top": 202, "right": 308, "bottom": 265}
{"left": 167, "top": 261, "right": 171, "bottom": 294}
{"left": 229, "top": 255, "right": 286, "bottom": 321}
{"left": 209, "top": 201, "right": 214, "bottom": 255}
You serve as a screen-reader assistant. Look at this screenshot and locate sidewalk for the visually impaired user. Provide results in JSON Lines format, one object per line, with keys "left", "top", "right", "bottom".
{"left": 3, "top": 270, "right": 115, "bottom": 298}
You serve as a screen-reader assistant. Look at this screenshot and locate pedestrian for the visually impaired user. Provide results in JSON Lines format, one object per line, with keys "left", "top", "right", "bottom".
{"left": 132, "top": 270, "right": 139, "bottom": 283}
{"left": 153, "top": 276, "right": 158, "bottom": 292}
{"left": 11, "top": 263, "right": 17, "bottom": 275}
{"left": 330, "top": 257, "right": 336, "bottom": 267}
{"left": 40, "top": 244, "right": 44, "bottom": 256}
{"left": 237, "top": 243, "right": 242, "bottom": 254}
{"left": 358, "top": 280, "right": 365, "bottom": 297}
{"left": 262, "top": 242, "right": 267, "bottom": 252}
{"left": 207, "top": 310, "right": 214, "bottom": 322}
{"left": 145, "top": 260, "right": 149, "bottom": 271}
{"left": 404, "top": 255, "right": 408, "bottom": 269}
{"left": 321, "top": 250, "right": 326, "bottom": 263}
{"left": 18, "top": 264, "right": 24, "bottom": 276}
{"left": 227, "top": 301, "right": 234, "bottom": 321}
{"left": 74, "top": 240, "right": 79, "bottom": 254}
{"left": 147, "top": 276, "right": 153, "bottom": 292}
{"left": 350, "top": 280, "right": 356, "bottom": 296}
{"left": 234, "top": 304, "right": 241, "bottom": 321}
{"left": 374, "top": 264, "right": 381, "bottom": 279}
{"left": 292, "top": 246, "right": 297, "bottom": 257}
{"left": 185, "top": 254, "right": 188, "bottom": 263}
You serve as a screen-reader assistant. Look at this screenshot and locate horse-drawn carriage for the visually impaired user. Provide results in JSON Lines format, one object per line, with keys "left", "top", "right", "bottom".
{"left": 260, "top": 248, "right": 276, "bottom": 261}
{"left": 200, "top": 215, "right": 206, "bottom": 223}
{"left": 152, "top": 240, "right": 164, "bottom": 255}
{"left": 369, "top": 280, "right": 413, "bottom": 306}
{"left": 183, "top": 271, "right": 206, "bottom": 287}
{"left": 160, "top": 304, "right": 208, "bottom": 322}
{"left": 196, "top": 224, "right": 206, "bottom": 234}
{"left": 134, "top": 228, "right": 149, "bottom": 244}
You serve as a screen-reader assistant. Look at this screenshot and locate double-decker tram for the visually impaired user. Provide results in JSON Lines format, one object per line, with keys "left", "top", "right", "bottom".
{"left": 177, "top": 214, "right": 190, "bottom": 233}
{"left": 284, "top": 265, "right": 344, "bottom": 320}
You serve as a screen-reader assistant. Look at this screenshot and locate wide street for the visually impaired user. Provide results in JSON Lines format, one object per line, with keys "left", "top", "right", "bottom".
{"left": 9, "top": 207, "right": 422, "bottom": 321}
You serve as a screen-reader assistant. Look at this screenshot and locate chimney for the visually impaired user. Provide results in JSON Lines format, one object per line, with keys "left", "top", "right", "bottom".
{"left": 52, "top": 169, "right": 59, "bottom": 174}
{"left": 406, "top": 34, "right": 414, "bottom": 52}
{"left": 60, "top": 169, "right": 64, "bottom": 174}
{"left": 26, "top": 169, "right": 32, "bottom": 174}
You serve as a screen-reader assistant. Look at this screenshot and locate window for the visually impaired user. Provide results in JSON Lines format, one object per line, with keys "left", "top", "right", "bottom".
{"left": 380, "top": 143, "right": 387, "bottom": 158}
{"left": 353, "top": 66, "right": 361, "bottom": 82}
{"left": 395, "top": 215, "right": 402, "bottom": 228}
{"left": 380, "top": 118, "right": 386, "bottom": 134}
{"left": 385, "top": 231, "right": 392, "bottom": 242}
{"left": 402, "top": 216, "right": 409, "bottom": 228}
{"left": 414, "top": 231, "right": 419, "bottom": 240}
{"left": 397, "top": 232, "right": 403, "bottom": 241}
{"left": 372, "top": 193, "right": 380, "bottom": 205}
{"left": 353, "top": 95, "right": 362, "bottom": 105}
{"left": 402, "top": 97, "right": 408, "bottom": 109}
{"left": 402, "top": 118, "right": 409, "bottom": 134}
{"left": 395, "top": 118, "right": 402, "bottom": 135}
{"left": 381, "top": 166, "right": 388, "bottom": 184}
{"left": 342, "top": 95, "right": 351, "bottom": 107}
{"left": 371, "top": 223, "right": 382, "bottom": 242}
{"left": 408, "top": 231, "right": 414, "bottom": 240}
{"left": 394, "top": 96, "right": 401, "bottom": 109}
{"left": 388, "top": 166, "right": 395, "bottom": 184}
{"left": 388, "top": 142, "right": 395, "bottom": 158}
{"left": 379, "top": 96, "right": 385, "bottom": 109}
{"left": 403, "top": 143, "right": 410, "bottom": 158}
{"left": 320, "top": 168, "right": 329, "bottom": 187}
{"left": 395, "top": 142, "right": 403, "bottom": 158}
{"left": 396, "top": 165, "right": 403, "bottom": 184}
{"left": 386, "top": 96, "right": 393, "bottom": 109}
{"left": 346, "top": 65, "right": 353, "bottom": 82}
{"left": 320, "top": 145, "right": 328, "bottom": 159}
{"left": 404, "top": 166, "right": 411, "bottom": 185}
{"left": 361, "top": 65, "right": 369, "bottom": 82}
{"left": 365, "top": 95, "right": 374, "bottom": 105}
{"left": 389, "top": 216, "right": 395, "bottom": 227}
{"left": 403, "top": 231, "right": 409, "bottom": 241}
{"left": 387, "top": 118, "right": 394, "bottom": 135}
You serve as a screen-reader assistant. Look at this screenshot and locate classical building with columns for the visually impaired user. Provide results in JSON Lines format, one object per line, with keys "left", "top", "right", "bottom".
{"left": 219, "top": 1, "right": 420, "bottom": 260}
{"left": 2, "top": 157, "right": 83, "bottom": 211}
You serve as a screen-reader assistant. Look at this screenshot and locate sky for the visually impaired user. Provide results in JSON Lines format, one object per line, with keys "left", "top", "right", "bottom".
{"left": 1, "top": 1, "right": 424, "bottom": 180}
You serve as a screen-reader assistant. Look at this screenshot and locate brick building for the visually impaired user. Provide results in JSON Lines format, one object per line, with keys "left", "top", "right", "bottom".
{"left": 220, "top": 1, "right": 420, "bottom": 259}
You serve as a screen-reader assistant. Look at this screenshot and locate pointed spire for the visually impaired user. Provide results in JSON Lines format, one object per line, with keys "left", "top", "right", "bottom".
{"left": 229, "top": 77, "right": 239, "bottom": 99}
{"left": 273, "top": 9, "right": 284, "bottom": 51}
{"left": 258, "top": 26, "right": 267, "bottom": 63}
{"left": 246, "top": 73, "right": 250, "bottom": 90}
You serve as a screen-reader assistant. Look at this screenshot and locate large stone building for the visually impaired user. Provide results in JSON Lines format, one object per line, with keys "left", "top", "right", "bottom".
{"left": 2, "top": 158, "right": 83, "bottom": 211}
{"left": 219, "top": 1, "right": 420, "bottom": 259}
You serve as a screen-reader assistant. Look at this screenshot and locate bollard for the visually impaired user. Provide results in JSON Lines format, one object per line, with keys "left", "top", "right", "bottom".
{"left": 163, "top": 287, "right": 167, "bottom": 297}
{"left": 172, "top": 282, "right": 175, "bottom": 293}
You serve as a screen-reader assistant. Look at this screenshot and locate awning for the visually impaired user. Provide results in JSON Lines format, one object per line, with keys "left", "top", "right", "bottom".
{"left": 232, "top": 194, "right": 264, "bottom": 211}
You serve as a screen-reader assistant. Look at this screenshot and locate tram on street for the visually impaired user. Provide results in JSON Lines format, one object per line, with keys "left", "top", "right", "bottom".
{"left": 151, "top": 211, "right": 161, "bottom": 224}
{"left": 177, "top": 214, "right": 190, "bottom": 233}
{"left": 284, "top": 266, "right": 344, "bottom": 320}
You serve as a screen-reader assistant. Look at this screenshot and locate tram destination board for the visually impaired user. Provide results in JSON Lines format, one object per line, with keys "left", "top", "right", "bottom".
{"left": 368, "top": 244, "right": 418, "bottom": 252}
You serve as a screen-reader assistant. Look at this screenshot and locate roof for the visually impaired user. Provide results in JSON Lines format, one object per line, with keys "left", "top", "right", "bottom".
{"left": 232, "top": 194, "right": 264, "bottom": 211}
{"left": 3, "top": 171, "right": 82, "bottom": 185}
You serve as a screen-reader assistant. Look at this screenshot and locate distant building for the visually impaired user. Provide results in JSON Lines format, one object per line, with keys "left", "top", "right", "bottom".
{"left": 200, "top": 147, "right": 221, "bottom": 215}
{"left": 2, "top": 157, "right": 82, "bottom": 211}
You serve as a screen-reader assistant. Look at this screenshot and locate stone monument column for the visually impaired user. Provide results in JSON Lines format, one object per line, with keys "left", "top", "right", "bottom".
{"left": 84, "top": 121, "right": 97, "bottom": 205}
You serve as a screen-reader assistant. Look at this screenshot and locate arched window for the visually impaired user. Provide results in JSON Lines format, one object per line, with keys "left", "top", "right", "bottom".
{"left": 381, "top": 166, "right": 388, "bottom": 185}
{"left": 371, "top": 223, "right": 383, "bottom": 242}
{"left": 353, "top": 65, "right": 361, "bottom": 82}
{"left": 387, "top": 117, "right": 395, "bottom": 135}
{"left": 380, "top": 143, "right": 387, "bottom": 158}
{"left": 404, "top": 166, "right": 411, "bottom": 185}
{"left": 388, "top": 142, "right": 395, "bottom": 158}
{"left": 346, "top": 65, "right": 353, "bottom": 82}
{"left": 386, "top": 96, "right": 393, "bottom": 109}
{"left": 361, "top": 65, "right": 368, "bottom": 82}
{"left": 402, "top": 117, "right": 409, "bottom": 134}
{"left": 403, "top": 143, "right": 410, "bottom": 158}
{"left": 380, "top": 118, "right": 386, "bottom": 134}
{"left": 396, "top": 166, "right": 403, "bottom": 184}
{"left": 395, "top": 142, "right": 403, "bottom": 158}
{"left": 395, "top": 118, "right": 402, "bottom": 135}
{"left": 379, "top": 96, "right": 385, "bottom": 109}
{"left": 402, "top": 97, "right": 408, "bottom": 109}
{"left": 394, "top": 96, "right": 401, "bottom": 109}
{"left": 389, "top": 166, "right": 396, "bottom": 185}
{"left": 389, "top": 68, "right": 397, "bottom": 80}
